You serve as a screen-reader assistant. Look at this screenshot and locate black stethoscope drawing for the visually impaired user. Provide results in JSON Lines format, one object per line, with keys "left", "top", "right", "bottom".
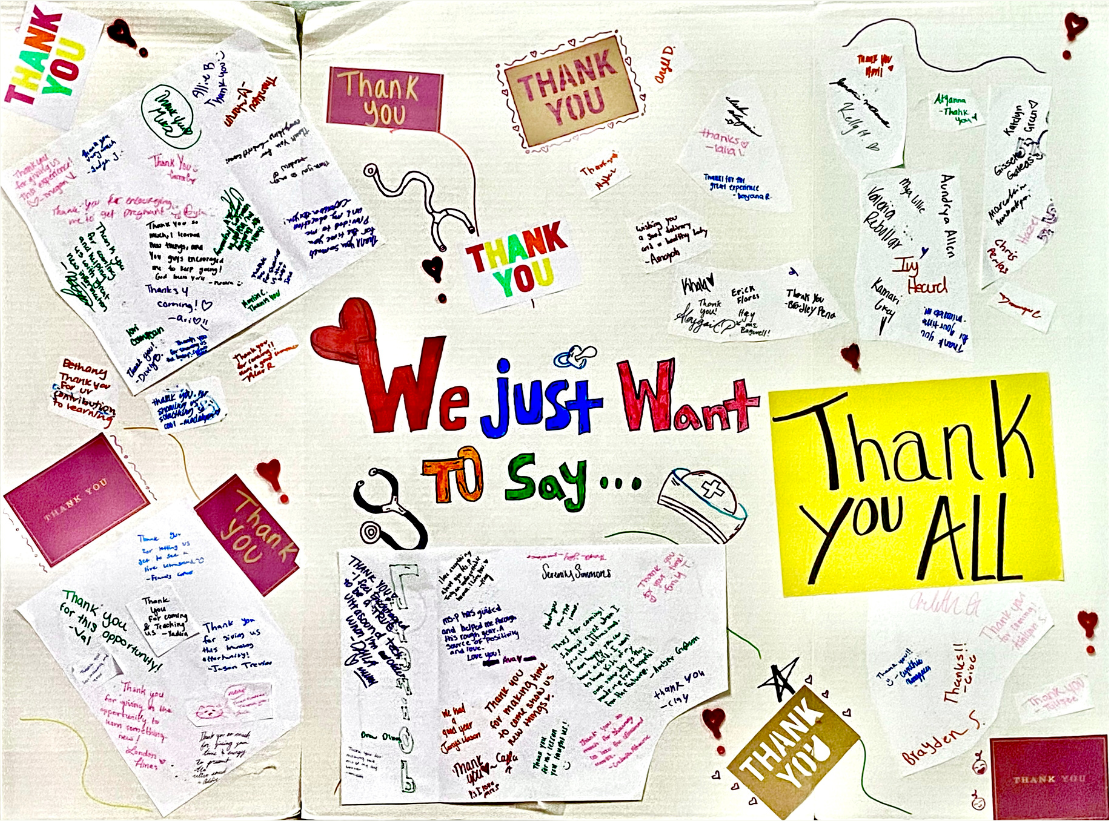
{"left": 353, "top": 467, "right": 428, "bottom": 551}
{"left": 363, "top": 163, "right": 476, "bottom": 252}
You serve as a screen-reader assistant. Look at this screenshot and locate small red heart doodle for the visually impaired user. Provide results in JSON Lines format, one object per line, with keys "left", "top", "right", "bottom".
{"left": 821, "top": 690, "right": 830, "bottom": 698}
{"left": 256, "top": 459, "right": 289, "bottom": 504}
{"left": 702, "top": 707, "right": 726, "bottom": 739}
{"left": 1078, "top": 610, "right": 1098, "bottom": 637}
{"left": 501, "top": 89, "right": 509, "bottom": 96}
{"left": 531, "top": 50, "right": 538, "bottom": 57}
{"left": 568, "top": 38, "right": 576, "bottom": 46}
{"left": 805, "top": 674, "right": 813, "bottom": 685}
{"left": 842, "top": 708, "right": 851, "bottom": 718}
{"left": 841, "top": 343, "right": 862, "bottom": 371}
{"left": 730, "top": 782, "right": 739, "bottom": 791}
{"left": 748, "top": 794, "right": 756, "bottom": 802}
{"left": 1066, "top": 12, "right": 1089, "bottom": 41}
{"left": 711, "top": 770, "right": 721, "bottom": 780}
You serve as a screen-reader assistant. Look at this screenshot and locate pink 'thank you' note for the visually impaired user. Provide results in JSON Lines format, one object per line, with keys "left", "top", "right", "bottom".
{"left": 327, "top": 68, "right": 444, "bottom": 132}
{"left": 991, "top": 735, "right": 1109, "bottom": 820}
{"left": 3, "top": 433, "right": 150, "bottom": 566}
{"left": 193, "top": 475, "right": 299, "bottom": 596}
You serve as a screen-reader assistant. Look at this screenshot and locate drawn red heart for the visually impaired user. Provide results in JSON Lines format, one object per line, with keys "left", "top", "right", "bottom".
{"left": 1078, "top": 610, "right": 1098, "bottom": 638}
{"left": 1065, "top": 13, "right": 1089, "bottom": 41}
{"left": 568, "top": 39, "right": 576, "bottom": 46}
{"left": 531, "top": 50, "right": 538, "bottom": 57}
{"left": 501, "top": 89, "right": 509, "bottom": 96}
{"left": 805, "top": 674, "right": 813, "bottom": 685}
{"left": 748, "top": 794, "right": 756, "bottom": 802}
{"left": 842, "top": 708, "right": 852, "bottom": 718}
{"left": 729, "top": 782, "right": 738, "bottom": 790}
{"left": 310, "top": 297, "right": 376, "bottom": 365}
{"left": 711, "top": 770, "right": 721, "bottom": 780}
{"left": 702, "top": 708, "right": 726, "bottom": 740}
{"left": 822, "top": 690, "right": 830, "bottom": 698}
{"left": 256, "top": 459, "right": 281, "bottom": 490}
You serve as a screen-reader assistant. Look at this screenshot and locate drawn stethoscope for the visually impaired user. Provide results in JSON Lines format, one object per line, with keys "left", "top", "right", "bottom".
{"left": 353, "top": 467, "right": 428, "bottom": 551}
{"left": 363, "top": 163, "right": 475, "bottom": 252}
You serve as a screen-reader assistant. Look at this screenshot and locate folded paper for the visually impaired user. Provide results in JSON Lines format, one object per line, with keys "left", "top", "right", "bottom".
{"left": 1, "top": 29, "right": 377, "bottom": 394}
{"left": 340, "top": 544, "right": 726, "bottom": 803}
{"left": 16, "top": 500, "right": 301, "bottom": 815}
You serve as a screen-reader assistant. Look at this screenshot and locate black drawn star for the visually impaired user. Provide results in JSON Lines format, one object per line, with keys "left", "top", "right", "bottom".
{"left": 758, "top": 656, "right": 800, "bottom": 703}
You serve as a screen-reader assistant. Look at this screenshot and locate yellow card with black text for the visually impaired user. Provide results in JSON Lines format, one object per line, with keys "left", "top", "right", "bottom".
{"left": 769, "top": 373, "right": 1062, "bottom": 596}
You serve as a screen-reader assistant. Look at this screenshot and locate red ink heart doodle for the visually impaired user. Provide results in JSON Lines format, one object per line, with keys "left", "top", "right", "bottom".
{"left": 805, "top": 674, "right": 813, "bottom": 685}
{"left": 422, "top": 256, "right": 443, "bottom": 284}
{"left": 730, "top": 782, "right": 739, "bottom": 791}
{"left": 842, "top": 708, "right": 851, "bottom": 718}
{"left": 256, "top": 459, "right": 288, "bottom": 504}
{"left": 702, "top": 708, "right": 726, "bottom": 739}
{"left": 501, "top": 89, "right": 509, "bottom": 96}
{"left": 1066, "top": 12, "right": 1089, "bottom": 41}
{"left": 841, "top": 343, "right": 862, "bottom": 371}
{"left": 531, "top": 51, "right": 538, "bottom": 57}
{"left": 1078, "top": 610, "right": 1098, "bottom": 636}
{"left": 748, "top": 794, "right": 756, "bottom": 802}
{"left": 1079, "top": 610, "right": 1098, "bottom": 654}
{"left": 107, "top": 18, "right": 148, "bottom": 57}
{"left": 310, "top": 298, "right": 375, "bottom": 365}
{"left": 625, "top": 57, "right": 632, "bottom": 64}
{"left": 711, "top": 770, "right": 721, "bottom": 780}
{"left": 569, "top": 39, "right": 576, "bottom": 46}
{"left": 822, "top": 690, "right": 830, "bottom": 698}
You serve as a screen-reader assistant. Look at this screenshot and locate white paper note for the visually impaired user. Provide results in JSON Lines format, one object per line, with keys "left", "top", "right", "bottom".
{"left": 1, "top": 30, "right": 378, "bottom": 394}
{"left": 929, "top": 89, "right": 983, "bottom": 131}
{"left": 867, "top": 586, "right": 1052, "bottom": 776}
{"left": 855, "top": 169, "right": 972, "bottom": 359}
{"left": 642, "top": 36, "right": 693, "bottom": 89}
{"left": 678, "top": 77, "right": 791, "bottom": 211}
{"left": 987, "top": 281, "right": 1055, "bottom": 333}
{"left": 1016, "top": 673, "right": 1092, "bottom": 724}
{"left": 340, "top": 544, "right": 727, "bottom": 804}
{"left": 127, "top": 581, "right": 200, "bottom": 656}
{"left": 17, "top": 500, "right": 301, "bottom": 815}
{"left": 146, "top": 375, "right": 227, "bottom": 431}
{"left": 824, "top": 45, "right": 906, "bottom": 175}
{"left": 49, "top": 355, "right": 118, "bottom": 429}
{"left": 980, "top": 86, "right": 1056, "bottom": 288}
{"left": 0, "top": 1, "right": 104, "bottom": 130}
{"left": 576, "top": 148, "right": 630, "bottom": 198}
{"left": 630, "top": 203, "right": 710, "bottom": 272}
{"left": 670, "top": 259, "right": 845, "bottom": 342}
{"left": 70, "top": 649, "right": 123, "bottom": 689}
{"left": 229, "top": 326, "right": 299, "bottom": 383}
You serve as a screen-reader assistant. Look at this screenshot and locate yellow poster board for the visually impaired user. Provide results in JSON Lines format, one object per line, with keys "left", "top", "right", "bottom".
{"left": 769, "top": 373, "right": 1062, "bottom": 597}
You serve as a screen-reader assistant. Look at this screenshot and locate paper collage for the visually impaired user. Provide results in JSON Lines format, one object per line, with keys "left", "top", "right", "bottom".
{"left": 1, "top": 4, "right": 1104, "bottom": 821}
{"left": 979, "top": 86, "right": 1056, "bottom": 289}
{"left": 868, "top": 585, "right": 1053, "bottom": 775}
{"left": 16, "top": 500, "right": 301, "bottom": 815}
{"left": 340, "top": 545, "right": 726, "bottom": 803}
{"left": 678, "top": 77, "right": 792, "bottom": 211}
{"left": 1, "top": 29, "right": 377, "bottom": 395}
{"left": 670, "top": 259, "right": 845, "bottom": 342}
{"left": 855, "top": 169, "right": 972, "bottom": 358}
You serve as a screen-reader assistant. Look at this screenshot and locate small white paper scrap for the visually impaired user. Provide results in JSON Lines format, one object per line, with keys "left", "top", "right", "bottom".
{"left": 49, "top": 356, "right": 118, "bottom": 429}
{"left": 929, "top": 89, "right": 982, "bottom": 131}
{"left": 576, "top": 148, "right": 630, "bottom": 198}
{"left": 987, "top": 281, "right": 1055, "bottom": 333}
{"left": 146, "top": 376, "right": 227, "bottom": 431}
